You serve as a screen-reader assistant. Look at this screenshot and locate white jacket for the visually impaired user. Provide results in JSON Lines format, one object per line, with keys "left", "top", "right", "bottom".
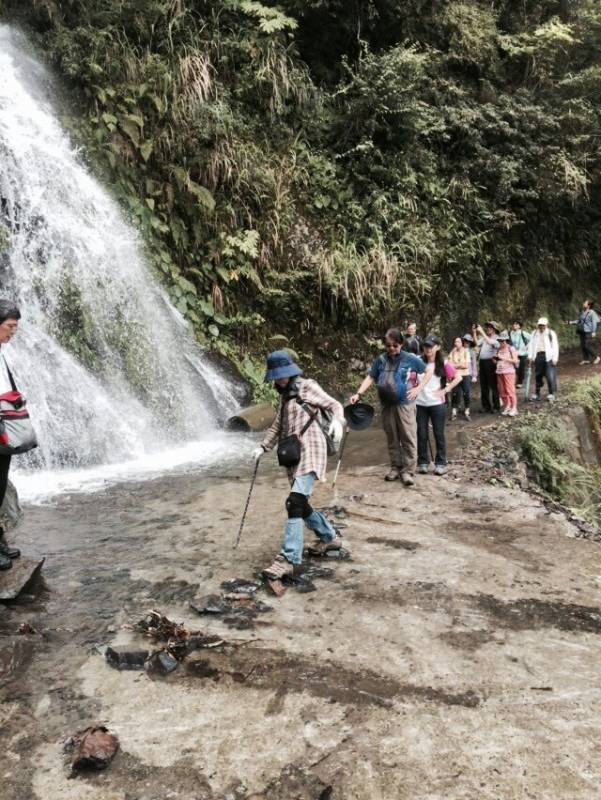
{"left": 528, "top": 329, "right": 559, "bottom": 363}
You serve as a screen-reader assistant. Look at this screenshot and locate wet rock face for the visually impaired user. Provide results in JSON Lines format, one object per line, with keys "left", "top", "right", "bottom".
{"left": 0, "top": 480, "right": 22, "bottom": 530}
{"left": 560, "top": 407, "right": 601, "bottom": 467}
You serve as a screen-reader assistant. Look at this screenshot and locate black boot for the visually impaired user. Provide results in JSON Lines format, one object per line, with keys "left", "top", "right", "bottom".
{"left": 0, "top": 537, "right": 20, "bottom": 559}
{"left": 0, "top": 551, "right": 12, "bottom": 570}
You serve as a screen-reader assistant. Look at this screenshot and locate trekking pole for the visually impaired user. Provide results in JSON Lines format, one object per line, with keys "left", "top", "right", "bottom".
{"left": 331, "top": 429, "right": 349, "bottom": 489}
{"left": 233, "top": 457, "right": 260, "bottom": 548}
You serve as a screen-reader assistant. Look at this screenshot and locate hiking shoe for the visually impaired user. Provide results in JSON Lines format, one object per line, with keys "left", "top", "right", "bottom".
{"left": 310, "top": 535, "right": 343, "bottom": 555}
{"left": 595, "top": 357, "right": 601, "bottom": 365}
{"left": 384, "top": 468, "right": 400, "bottom": 481}
{"left": 434, "top": 465, "right": 448, "bottom": 476}
{"left": 262, "top": 555, "right": 294, "bottom": 580}
{"left": 417, "top": 464, "right": 429, "bottom": 474}
{"left": 0, "top": 540, "right": 20, "bottom": 559}
{"left": 400, "top": 473, "right": 415, "bottom": 487}
{"left": 530, "top": 394, "right": 540, "bottom": 402}
{"left": 0, "top": 552, "right": 12, "bottom": 570}
{"left": 547, "top": 394, "right": 555, "bottom": 402}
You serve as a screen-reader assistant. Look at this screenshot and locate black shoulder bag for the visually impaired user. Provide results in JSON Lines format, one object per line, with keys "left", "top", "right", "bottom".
{"left": 277, "top": 401, "right": 318, "bottom": 468}
{"left": 576, "top": 311, "right": 589, "bottom": 335}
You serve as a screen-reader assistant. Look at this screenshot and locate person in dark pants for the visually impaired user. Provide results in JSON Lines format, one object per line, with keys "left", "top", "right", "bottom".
{"left": 568, "top": 300, "right": 599, "bottom": 365}
{"left": 0, "top": 301, "right": 22, "bottom": 570}
{"left": 474, "top": 321, "right": 501, "bottom": 412}
{"left": 527, "top": 317, "right": 559, "bottom": 401}
{"left": 416, "top": 336, "right": 461, "bottom": 476}
{"left": 510, "top": 321, "right": 531, "bottom": 386}
{"left": 448, "top": 336, "right": 475, "bottom": 420}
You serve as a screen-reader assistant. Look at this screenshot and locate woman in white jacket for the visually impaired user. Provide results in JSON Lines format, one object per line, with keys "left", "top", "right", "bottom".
{"left": 527, "top": 317, "right": 559, "bottom": 401}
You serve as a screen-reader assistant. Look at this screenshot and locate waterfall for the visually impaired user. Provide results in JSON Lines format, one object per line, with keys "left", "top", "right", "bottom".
{"left": 0, "top": 26, "right": 245, "bottom": 490}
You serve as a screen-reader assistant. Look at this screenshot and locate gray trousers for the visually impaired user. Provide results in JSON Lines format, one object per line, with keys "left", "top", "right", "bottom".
{"left": 381, "top": 403, "right": 417, "bottom": 474}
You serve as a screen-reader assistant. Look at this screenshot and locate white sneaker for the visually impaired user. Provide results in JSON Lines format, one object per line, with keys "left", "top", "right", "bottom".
{"left": 434, "top": 465, "right": 448, "bottom": 476}
{"left": 508, "top": 409, "right": 518, "bottom": 417}
{"left": 579, "top": 360, "right": 591, "bottom": 365}
{"left": 547, "top": 394, "right": 555, "bottom": 402}
{"left": 595, "top": 357, "right": 601, "bottom": 365}
{"left": 530, "top": 394, "right": 540, "bottom": 402}
{"left": 451, "top": 409, "right": 457, "bottom": 421}
{"left": 501, "top": 408, "right": 510, "bottom": 416}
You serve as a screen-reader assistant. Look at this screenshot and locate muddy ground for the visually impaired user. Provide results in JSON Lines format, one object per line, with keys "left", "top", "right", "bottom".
{"left": 1, "top": 356, "right": 601, "bottom": 799}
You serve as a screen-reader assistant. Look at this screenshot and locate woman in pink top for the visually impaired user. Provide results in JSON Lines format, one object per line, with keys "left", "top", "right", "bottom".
{"left": 495, "top": 331, "right": 519, "bottom": 416}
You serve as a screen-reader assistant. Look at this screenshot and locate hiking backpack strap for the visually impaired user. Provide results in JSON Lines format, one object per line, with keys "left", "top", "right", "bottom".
{"left": 2, "top": 356, "right": 17, "bottom": 393}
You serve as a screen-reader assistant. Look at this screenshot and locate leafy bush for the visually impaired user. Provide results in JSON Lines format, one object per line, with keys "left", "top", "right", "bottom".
{"left": 3, "top": 0, "right": 601, "bottom": 345}
{"left": 516, "top": 376, "right": 601, "bottom": 526}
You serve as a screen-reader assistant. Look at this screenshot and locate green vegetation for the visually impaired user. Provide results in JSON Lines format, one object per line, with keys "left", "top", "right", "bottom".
{"left": 516, "top": 376, "right": 601, "bottom": 526}
{"left": 2, "top": 0, "right": 601, "bottom": 351}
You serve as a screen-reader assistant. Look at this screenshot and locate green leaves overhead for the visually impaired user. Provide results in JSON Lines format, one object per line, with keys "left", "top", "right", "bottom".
{"left": 232, "top": 1, "right": 298, "bottom": 34}
{"left": 8, "top": 0, "right": 601, "bottom": 343}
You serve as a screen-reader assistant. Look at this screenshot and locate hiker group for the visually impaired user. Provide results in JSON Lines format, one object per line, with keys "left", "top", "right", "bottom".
{"left": 254, "top": 300, "right": 600, "bottom": 581}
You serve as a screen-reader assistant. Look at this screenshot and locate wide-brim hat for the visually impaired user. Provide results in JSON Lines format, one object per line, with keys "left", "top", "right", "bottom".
{"left": 497, "top": 330, "right": 510, "bottom": 341}
{"left": 485, "top": 320, "right": 501, "bottom": 333}
{"left": 344, "top": 402, "right": 375, "bottom": 432}
{"left": 537, "top": 316, "right": 549, "bottom": 326}
{"left": 264, "top": 350, "right": 303, "bottom": 382}
{"left": 461, "top": 333, "right": 474, "bottom": 344}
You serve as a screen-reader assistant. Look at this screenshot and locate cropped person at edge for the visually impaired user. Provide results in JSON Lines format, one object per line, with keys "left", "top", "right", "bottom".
{"left": 0, "top": 300, "right": 22, "bottom": 571}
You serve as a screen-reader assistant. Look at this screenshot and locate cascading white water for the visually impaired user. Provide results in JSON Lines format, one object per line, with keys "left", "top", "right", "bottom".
{"left": 0, "top": 27, "right": 247, "bottom": 496}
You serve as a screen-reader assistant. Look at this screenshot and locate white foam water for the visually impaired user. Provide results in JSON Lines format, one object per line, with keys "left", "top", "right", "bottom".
{"left": 0, "top": 26, "right": 247, "bottom": 498}
{"left": 13, "top": 433, "right": 256, "bottom": 505}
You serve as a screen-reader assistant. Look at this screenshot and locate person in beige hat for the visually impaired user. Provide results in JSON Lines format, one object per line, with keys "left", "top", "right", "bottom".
{"left": 527, "top": 317, "right": 559, "bottom": 401}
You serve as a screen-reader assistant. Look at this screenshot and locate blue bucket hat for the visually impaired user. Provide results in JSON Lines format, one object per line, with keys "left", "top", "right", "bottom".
{"left": 264, "top": 350, "right": 303, "bottom": 382}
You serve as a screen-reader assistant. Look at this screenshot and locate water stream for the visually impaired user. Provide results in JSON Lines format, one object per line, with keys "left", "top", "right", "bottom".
{"left": 0, "top": 26, "right": 250, "bottom": 501}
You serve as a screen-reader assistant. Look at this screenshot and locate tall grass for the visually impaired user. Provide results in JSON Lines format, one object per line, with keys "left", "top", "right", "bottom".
{"left": 516, "top": 375, "right": 601, "bottom": 526}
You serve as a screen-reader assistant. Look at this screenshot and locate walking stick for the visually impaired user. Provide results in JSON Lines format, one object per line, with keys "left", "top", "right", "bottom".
{"left": 524, "top": 364, "right": 532, "bottom": 401}
{"left": 331, "top": 429, "right": 349, "bottom": 489}
{"left": 233, "top": 457, "right": 260, "bottom": 548}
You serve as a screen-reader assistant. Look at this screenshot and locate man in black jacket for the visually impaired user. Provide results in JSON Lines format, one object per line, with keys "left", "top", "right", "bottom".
{"left": 403, "top": 322, "right": 421, "bottom": 355}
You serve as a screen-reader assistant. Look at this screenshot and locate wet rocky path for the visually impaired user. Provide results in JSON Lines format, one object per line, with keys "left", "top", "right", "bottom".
{"left": 1, "top": 438, "right": 601, "bottom": 799}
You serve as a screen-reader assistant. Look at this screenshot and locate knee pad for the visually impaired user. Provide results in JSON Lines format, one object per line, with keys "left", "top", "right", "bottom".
{"left": 286, "top": 491, "right": 313, "bottom": 519}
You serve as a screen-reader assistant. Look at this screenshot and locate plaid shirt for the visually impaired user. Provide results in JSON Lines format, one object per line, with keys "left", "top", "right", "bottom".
{"left": 261, "top": 378, "right": 344, "bottom": 481}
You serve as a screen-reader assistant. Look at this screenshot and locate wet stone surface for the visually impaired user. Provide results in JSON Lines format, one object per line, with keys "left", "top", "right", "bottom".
{"left": 2, "top": 460, "right": 601, "bottom": 799}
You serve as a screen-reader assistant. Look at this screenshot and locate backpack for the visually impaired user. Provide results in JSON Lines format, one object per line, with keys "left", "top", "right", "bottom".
{"left": 375, "top": 352, "right": 411, "bottom": 407}
{"left": 0, "top": 359, "right": 38, "bottom": 455}
{"left": 286, "top": 378, "right": 340, "bottom": 457}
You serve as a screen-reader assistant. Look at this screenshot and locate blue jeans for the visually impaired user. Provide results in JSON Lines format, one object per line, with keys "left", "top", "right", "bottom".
{"left": 281, "top": 472, "right": 336, "bottom": 565}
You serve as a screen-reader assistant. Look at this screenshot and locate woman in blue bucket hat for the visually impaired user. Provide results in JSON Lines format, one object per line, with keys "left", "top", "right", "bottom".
{"left": 252, "top": 350, "right": 346, "bottom": 580}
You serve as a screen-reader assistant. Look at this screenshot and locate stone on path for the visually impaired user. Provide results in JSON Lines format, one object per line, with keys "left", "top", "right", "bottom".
{"left": 0, "top": 556, "right": 44, "bottom": 601}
